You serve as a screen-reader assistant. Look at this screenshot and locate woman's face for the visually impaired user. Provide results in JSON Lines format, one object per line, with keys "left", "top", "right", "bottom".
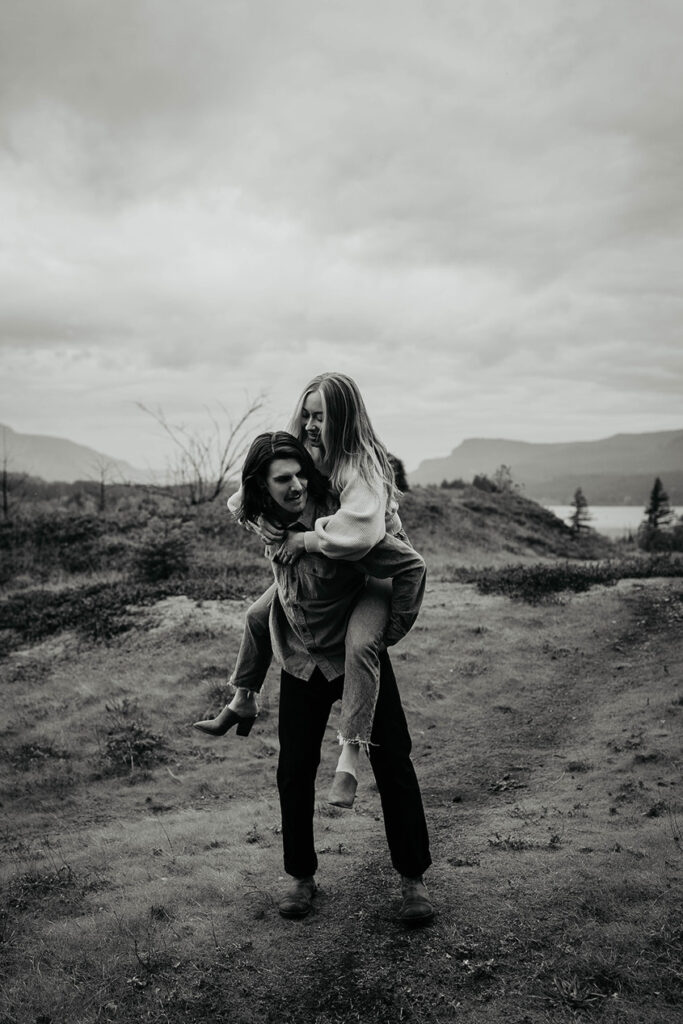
{"left": 301, "top": 390, "right": 324, "bottom": 449}
{"left": 264, "top": 458, "right": 308, "bottom": 516}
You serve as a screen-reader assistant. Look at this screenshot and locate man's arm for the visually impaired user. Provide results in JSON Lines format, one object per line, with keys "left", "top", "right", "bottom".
{"left": 355, "top": 534, "right": 426, "bottom": 646}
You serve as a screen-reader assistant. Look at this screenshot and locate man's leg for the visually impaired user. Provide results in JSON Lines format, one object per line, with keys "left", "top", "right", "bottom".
{"left": 277, "top": 667, "right": 342, "bottom": 902}
{"left": 368, "top": 650, "right": 433, "bottom": 922}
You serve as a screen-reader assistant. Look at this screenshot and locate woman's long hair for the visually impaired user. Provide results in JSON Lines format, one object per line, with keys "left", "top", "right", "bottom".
{"left": 286, "top": 372, "right": 398, "bottom": 504}
{"left": 236, "top": 431, "right": 329, "bottom": 526}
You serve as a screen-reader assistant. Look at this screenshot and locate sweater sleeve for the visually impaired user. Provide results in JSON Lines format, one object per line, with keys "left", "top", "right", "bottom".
{"left": 226, "top": 486, "right": 243, "bottom": 518}
{"left": 303, "top": 473, "right": 387, "bottom": 561}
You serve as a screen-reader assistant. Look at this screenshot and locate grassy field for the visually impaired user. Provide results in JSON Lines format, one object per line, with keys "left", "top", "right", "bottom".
{"left": 1, "top": 489, "right": 682, "bottom": 1023}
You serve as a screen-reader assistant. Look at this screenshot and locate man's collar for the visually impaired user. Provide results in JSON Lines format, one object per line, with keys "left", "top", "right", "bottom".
{"left": 272, "top": 495, "right": 317, "bottom": 532}
{"left": 272, "top": 492, "right": 336, "bottom": 532}
{"left": 292, "top": 496, "right": 317, "bottom": 531}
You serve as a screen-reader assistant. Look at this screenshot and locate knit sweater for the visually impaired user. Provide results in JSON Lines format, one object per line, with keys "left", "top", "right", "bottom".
{"left": 227, "top": 463, "right": 399, "bottom": 562}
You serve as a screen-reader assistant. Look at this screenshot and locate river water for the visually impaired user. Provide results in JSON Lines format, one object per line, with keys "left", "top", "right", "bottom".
{"left": 546, "top": 505, "right": 682, "bottom": 539}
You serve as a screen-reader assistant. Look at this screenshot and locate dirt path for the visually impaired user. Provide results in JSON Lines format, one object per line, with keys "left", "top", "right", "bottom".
{"left": 2, "top": 577, "right": 681, "bottom": 1023}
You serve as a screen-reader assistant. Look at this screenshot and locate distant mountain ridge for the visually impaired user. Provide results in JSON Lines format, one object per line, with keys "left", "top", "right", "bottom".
{"left": 3, "top": 423, "right": 682, "bottom": 503}
{"left": 409, "top": 429, "right": 683, "bottom": 504}
{"left": 0, "top": 424, "right": 156, "bottom": 484}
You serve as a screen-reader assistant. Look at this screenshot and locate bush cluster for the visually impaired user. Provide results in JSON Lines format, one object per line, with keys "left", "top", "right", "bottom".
{"left": 450, "top": 555, "right": 683, "bottom": 603}
{"left": 132, "top": 531, "right": 190, "bottom": 582}
{"left": 98, "top": 699, "right": 167, "bottom": 776}
{"left": 637, "top": 522, "right": 683, "bottom": 553}
{"left": 0, "top": 512, "right": 141, "bottom": 582}
{"left": 0, "top": 566, "right": 272, "bottom": 658}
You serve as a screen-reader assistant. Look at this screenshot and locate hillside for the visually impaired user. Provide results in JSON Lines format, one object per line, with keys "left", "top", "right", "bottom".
{"left": 409, "top": 429, "right": 683, "bottom": 503}
{"left": 5, "top": 422, "right": 682, "bottom": 504}
{"left": 400, "top": 486, "right": 613, "bottom": 566}
{"left": 0, "top": 483, "right": 615, "bottom": 601}
{"left": 0, "top": 424, "right": 154, "bottom": 484}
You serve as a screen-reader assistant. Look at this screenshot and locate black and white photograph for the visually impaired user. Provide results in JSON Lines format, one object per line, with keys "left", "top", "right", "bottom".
{"left": 1, "top": 2, "right": 681, "bottom": 1022}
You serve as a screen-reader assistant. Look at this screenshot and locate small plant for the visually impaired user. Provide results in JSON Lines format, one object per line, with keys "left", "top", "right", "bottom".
{"left": 4, "top": 864, "right": 83, "bottom": 914}
{"left": 6, "top": 741, "right": 71, "bottom": 771}
{"left": 132, "top": 523, "right": 191, "bottom": 582}
{"left": 98, "top": 698, "right": 167, "bottom": 776}
{"left": 472, "top": 473, "right": 499, "bottom": 493}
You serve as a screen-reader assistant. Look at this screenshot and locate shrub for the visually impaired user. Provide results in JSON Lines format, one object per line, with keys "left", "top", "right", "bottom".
{"left": 0, "top": 511, "right": 137, "bottom": 581}
{"left": 0, "top": 568, "right": 273, "bottom": 658}
{"left": 472, "top": 474, "right": 499, "bottom": 493}
{"left": 0, "top": 582, "right": 136, "bottom": 647}
{"left": 97, "top": 698, "right": 167, "bottom": 775}
{"left": 449, "top": 555, "right": 683, "bottom": 603}
{"left": 637, "top": 521, "right": 683, "bottom": 553}
{"left": 132, "top": 527, "right": 191, "bottom": 582}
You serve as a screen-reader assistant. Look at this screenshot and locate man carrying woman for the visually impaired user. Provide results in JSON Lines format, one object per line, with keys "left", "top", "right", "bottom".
{"left": 197, "top": 372, "right": 422, "bottom": 809}
{"left": 196, "top": 430, "right": 434, "bottom": 924}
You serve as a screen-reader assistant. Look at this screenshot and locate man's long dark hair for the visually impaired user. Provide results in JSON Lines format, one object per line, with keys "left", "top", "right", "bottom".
{"left": 237, "top": 431, "right": 329, "bottom": 526}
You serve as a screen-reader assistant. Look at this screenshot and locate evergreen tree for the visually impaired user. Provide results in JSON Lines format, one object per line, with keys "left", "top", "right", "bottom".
{"left": 645, "top": 477, "right": 673, "bottom": 529}
{"left": 568, "top": 487, "right": 591, "bottom": 535}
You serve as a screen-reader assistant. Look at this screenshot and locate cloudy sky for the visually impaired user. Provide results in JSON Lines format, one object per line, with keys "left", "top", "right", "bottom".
{"left": 1, "top": 0, "right": 682, "bottom": 473}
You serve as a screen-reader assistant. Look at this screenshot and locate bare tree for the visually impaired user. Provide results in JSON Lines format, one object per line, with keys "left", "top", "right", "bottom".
{"left": 1, "top": 426, "right": 28, "bottom": 520}
{"left": 493, "top": 464, "right": 520, "bottom": 493}
{"left": 89, "top": 455, "right": 121, "bottom": 513}
{"left": 138, "top": 395, "right": 265, "bottom": 504}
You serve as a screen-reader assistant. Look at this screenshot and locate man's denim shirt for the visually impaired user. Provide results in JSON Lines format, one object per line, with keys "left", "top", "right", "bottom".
{"left": 266, "top": 496, "right": 426, "bottom": 682}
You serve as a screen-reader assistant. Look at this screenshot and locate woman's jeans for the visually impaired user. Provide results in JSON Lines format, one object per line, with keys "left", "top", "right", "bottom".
{"left": 276, "top": 650, "right": 432, "bottom": 880}
{"left": 230, "top": 578, "right": 390, "bottom": 746}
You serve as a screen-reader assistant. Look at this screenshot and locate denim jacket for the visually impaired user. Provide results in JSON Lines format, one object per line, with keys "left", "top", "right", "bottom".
{"left": 266, "top": 496, "right": 425, "bottom": 682}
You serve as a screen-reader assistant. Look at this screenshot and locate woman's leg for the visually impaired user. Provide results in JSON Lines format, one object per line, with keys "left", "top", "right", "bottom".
{"left": 193, "top": 583, "right": 276, "bottom": 735}
{"left": 230, "top": 581, "right": 277, "bottom": 693}
{"left": 329, "top": 578, "right": 391, "bottom": 805}
{"left": 277, "top": 667, "right": 342, "bottom": 878}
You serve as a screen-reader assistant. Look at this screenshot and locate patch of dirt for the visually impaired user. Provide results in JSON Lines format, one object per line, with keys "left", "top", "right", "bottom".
{"left": 138, "top": 595, "right": 252, "bottom": 634}
{"left": 2, "top": 575, "right": 682, "bottom": 1024}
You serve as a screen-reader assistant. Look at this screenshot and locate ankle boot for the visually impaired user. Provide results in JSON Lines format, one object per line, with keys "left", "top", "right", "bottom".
{"left": 192, "top": 704, "right": 256, "bottom": 737}
{"left": 328, "top": 771, "right": 358, "bottom": 808}
{"left": 278, "top": 876, "right": 316, "bottom": 919}
{"left": 397, "top": 875, "right": 434, "bottom": 926}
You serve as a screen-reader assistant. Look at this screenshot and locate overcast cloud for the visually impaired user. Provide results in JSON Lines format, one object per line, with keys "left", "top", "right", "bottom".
{"left": 1, "top": 0, "right": 681, "bottom": 471}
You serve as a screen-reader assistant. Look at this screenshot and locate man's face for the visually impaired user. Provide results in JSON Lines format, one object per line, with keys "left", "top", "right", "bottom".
{"left": 265, "top": 458, "right": 308, "bottom": 516}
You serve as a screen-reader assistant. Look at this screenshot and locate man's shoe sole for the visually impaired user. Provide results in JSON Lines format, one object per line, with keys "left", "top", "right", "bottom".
{"left": 396, "top": 907, "right": 435, "bottom": 926}
{"left": 278, "top": 903, "right": 313, "bottom": 919}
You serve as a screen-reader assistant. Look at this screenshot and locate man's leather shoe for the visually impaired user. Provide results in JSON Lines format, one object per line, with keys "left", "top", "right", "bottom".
{"left": 397, "top": 875, "right": 434, "bottom": 926}
{"left": 278, "top": 876, "right": 317, "bottom": 919}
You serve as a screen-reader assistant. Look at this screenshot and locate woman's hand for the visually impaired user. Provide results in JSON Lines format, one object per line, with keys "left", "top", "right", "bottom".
{"left": 251, "top": 515, "right": 286, "bottom": 544}
{"left": 273, "top": 531, "right": 306, "bottom": 565}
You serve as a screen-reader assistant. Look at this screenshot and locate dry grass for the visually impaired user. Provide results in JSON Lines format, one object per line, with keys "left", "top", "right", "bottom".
{"left": 0, "top": 489, "right": 681, "bottom": 1023}
{"left": 1, "top": 570, "right": 681, "bottom": 1023}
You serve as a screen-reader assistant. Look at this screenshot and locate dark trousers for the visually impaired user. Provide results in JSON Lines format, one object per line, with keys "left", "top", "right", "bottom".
{"left": 277, "top": 650, "right": 432, "bottom": 880}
